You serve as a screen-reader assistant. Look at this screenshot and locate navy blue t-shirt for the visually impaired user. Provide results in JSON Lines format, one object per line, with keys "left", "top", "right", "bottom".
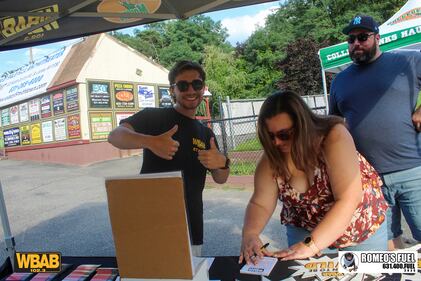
{"left": 121, "top": 107, "right": 215, "bottom": 245}
{"left": 330, "top": 51, "right": 421, "bottom": 174}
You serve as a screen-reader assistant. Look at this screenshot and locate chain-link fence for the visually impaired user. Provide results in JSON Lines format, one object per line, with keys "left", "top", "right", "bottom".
{"left": 202, "top": 115, "right": 262, "bottom": 175}
{"left": 202, "top": 95, "right": 328, "bottom": 175}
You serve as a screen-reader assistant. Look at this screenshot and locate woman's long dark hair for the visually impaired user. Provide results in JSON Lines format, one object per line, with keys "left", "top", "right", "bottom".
{"left": 257, "top": 91, "right": 344, "bottom": 181}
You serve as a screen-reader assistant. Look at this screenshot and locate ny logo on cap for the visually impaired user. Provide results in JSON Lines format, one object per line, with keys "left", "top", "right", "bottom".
{"left": 353, "top": 16, "right": 362, "bottom": 25}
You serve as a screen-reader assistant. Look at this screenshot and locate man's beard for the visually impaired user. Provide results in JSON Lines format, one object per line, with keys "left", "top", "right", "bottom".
{"left": 350, "top": 43, "right": 377, "bottom": 65}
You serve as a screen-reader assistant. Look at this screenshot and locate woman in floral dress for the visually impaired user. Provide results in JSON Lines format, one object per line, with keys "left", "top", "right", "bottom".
{"left": 239, "top": 91, "right": 388, "bottom": 264}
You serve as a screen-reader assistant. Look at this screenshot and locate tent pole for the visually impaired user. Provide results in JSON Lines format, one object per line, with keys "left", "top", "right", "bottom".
{"left": 321, "top": 69, "right": 329, "bottom": 114}
{"left": 0, "top": 181, "right": 15, "bottom": 270}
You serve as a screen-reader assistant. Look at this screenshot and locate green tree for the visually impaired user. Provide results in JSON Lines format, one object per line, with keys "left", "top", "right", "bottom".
{"left": 278, "top": 37, "right": 331, "bottom": 95}
{"left": 236, "top": 9, "right": 294, "bottom": 98}
{"left": 113, "top": 15, "right": 230, "bottom": 68}
{"left": 203, "top": 45, "right": 247, "bottom": 115}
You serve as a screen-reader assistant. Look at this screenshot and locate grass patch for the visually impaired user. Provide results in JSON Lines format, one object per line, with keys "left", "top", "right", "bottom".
{"left": 230, "top": 161, "right": 256, "bottom": 175}
{"left": 232, "top": 138, "right": 262, "bottom": 152}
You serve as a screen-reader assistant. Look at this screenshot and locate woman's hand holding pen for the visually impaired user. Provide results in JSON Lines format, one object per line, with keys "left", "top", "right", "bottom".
{"left": 239, "top": 235, "right": 272, "bottom": 265}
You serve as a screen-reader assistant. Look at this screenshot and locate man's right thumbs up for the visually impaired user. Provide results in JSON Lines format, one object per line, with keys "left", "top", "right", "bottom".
{"left": 149, "top": 125, "right": 180, "bottom": 160}
{"left": 165, "top": 125, "right": 178, "bottom": 136}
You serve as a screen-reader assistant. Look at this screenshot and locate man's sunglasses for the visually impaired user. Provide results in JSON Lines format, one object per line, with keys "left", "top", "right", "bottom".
{"left": 347, "top": 33, "right": 375, "bottom": 44}
{"left": 171, "top": 79, "right": 204, "bottom": 92}
{"left": 269, "top": 128, "right": 294, "bottom": 141}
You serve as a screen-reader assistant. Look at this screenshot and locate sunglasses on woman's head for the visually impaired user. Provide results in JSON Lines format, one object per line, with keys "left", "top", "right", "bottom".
{"left": 171, "top": 79, "right": 204, "bottom": 92}
{"left": 269, "top": 128, "right": 294, "bottom": 141}
{"left": 347, "top": 33, "right": 375, "bottom": 44}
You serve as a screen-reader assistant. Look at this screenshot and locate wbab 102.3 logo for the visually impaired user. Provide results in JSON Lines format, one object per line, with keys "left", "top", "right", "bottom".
{"left": 14, "top": 252, "right": 61, "bottom": 273}
{"left": 338, "top": 251, "right": 418, "bottom": 274}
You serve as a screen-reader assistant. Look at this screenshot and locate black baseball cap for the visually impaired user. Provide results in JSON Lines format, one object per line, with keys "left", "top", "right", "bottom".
{"left": 342, "top": 15, "right": 379, "bottom": 34}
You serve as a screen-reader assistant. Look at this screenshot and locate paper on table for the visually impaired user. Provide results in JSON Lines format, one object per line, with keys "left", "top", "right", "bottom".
{"left": 240, "top": 257, "right": 278, "bottom": 276}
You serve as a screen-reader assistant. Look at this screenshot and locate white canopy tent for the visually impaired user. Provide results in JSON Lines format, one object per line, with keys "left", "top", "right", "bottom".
{"left": 318, "top": 0, "right": 421, "bottom": 111}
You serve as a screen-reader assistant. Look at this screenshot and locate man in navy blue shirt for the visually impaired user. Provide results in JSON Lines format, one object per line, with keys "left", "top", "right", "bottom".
{"left": 330, "top": 15, "right": 421, "bottom": 250}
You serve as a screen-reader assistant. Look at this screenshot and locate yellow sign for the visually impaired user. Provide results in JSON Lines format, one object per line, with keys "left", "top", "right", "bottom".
{"left": 0, "top": 5, "right": 59, "bottom": 41}
{"left": 31, "top": 123, "right": 42, "bottom": 144}
{"left": 14, "top": 252, "right": 61, "bottom": 273}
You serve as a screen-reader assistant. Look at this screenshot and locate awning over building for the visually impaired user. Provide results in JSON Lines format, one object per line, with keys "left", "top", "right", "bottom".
{"left": 0, "top": 0, "right": 277, "bottom": 51}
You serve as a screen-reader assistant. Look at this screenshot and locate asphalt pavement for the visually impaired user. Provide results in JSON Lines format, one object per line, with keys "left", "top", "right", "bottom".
{"left": 0, "top": 156, "right": 415, "bottom": 265}
{"left": 0, "top": 156, "right": 286, "bottom": 264}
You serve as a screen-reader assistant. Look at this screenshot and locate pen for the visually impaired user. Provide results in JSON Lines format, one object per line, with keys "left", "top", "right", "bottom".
{"left": 260, "top": 243, "right": 270, "bottom": 250}
{"left": 253, "top": 243, "right": 270, "bottom": 258}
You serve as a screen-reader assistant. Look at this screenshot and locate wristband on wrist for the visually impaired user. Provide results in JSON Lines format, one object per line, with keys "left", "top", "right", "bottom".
{"left": 220, "top": 156, "right": 230, "bottom": 169}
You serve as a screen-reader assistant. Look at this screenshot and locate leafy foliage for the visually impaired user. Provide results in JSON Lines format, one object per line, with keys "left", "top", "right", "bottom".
{"left": 112, "top": 0, "right": 408, "bottom": 110}
{"left": 114, "top": 15, "right": 230, "bottom": 68}
{"left": 278, "top": 37, "right": 327, "bottom": 95}
{"left": 203, "top": 45, "right": 248, "bottom": 114}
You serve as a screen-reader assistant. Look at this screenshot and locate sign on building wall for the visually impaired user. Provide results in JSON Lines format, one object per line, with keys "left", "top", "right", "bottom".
{"left": 31, "top": 123, "right": 42, "bottom": 144}
{"left": 53, "top": 92, "right": 65, "bottom": 115}
{"left": 20, "top": 125, "right": 31, "bottom": 145}
{"left": 19, "top": 102, "right": 29, "bottom": 122}
{"left": 138, "top": 85, "right": 156, "bottom": 108}
{"left": 29, "top": 98, "right": 40, "bottom": 121}
{"left": 115, "top": 112, "right": 135, "bottom": 127}
{"left": 89, "top": 81, "right": 111, "bottom": 108}
{"left": 67, "top": 114, "right": 81, "bottom": 139}
{"left": 10, "top": 105, "right": 19, "bottom": 124}
{"left": 41, "top": 95, "right": 52, "bottom": 118}
{"left": 66, "top": 87, "right": 79, "bottom": 112}
{"left": 0, "top": 131, "right": 4, "bottom": 148}
{"left": 42, "top": 121, "right": 54, "bottom": 143}
{"left": 158, "top": 87, "right": 172, "bottom": 108}
{"left": 54, "top": 118, "right": 66, "bottom": 141}
{"left": 114, "top": 83, "right": 135, "bottom": 108}
{"left": 1, "top": 108, "right": 10, "bottom": 126}
{"left": 90, "top": 112, "right": 113, "bottom": 140}
{"left": 3, "top": 127, "right": 20, "bottom": 147}
{"left": 0, "top": 47, "right": 71, "bottom": 108}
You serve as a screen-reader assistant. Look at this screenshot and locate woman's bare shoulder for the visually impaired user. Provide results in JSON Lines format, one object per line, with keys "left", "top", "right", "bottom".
{"left": 325, "top": 123, "right": 352, "bottom": 145}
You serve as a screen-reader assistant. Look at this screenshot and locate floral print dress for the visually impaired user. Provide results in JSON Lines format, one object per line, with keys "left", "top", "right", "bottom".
{"left": 277, "top": 153, "right": 388, "bottom": 248}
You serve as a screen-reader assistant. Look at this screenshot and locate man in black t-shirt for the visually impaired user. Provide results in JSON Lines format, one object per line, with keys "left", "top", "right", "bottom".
{"left": 108, "top": 61, "right": 230, "bottom": 256}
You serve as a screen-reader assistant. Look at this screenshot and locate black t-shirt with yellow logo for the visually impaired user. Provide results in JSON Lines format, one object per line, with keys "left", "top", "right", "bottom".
{"left": 122, "top": 107, "right": 216, "bottom": 245}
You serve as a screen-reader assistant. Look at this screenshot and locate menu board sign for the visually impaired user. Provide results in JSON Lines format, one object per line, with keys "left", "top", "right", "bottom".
{"left": 42, "top": 121, "right": 54, "bottom": 142}
{"left": 89, "top": 81, "right": 111, "bottom": 108}
{"left": 158, "top": 87, "right": 172, "bottom": 108}
{"left": 0, "top": 131, "right": 4, "bottom": 148}
{"left": 3, "top": 127, "right": 20, "bottom": 147}
{"left": 20, "top": 125, "right": 31, "bottom": 145}
{"left": 41, "top": 95, "right": 52, "bottom": 118}
{"left": 54, "top": 118, "right": 66, "bottom": 141}
{"left": 31, "top": 123, "right": 42, "bottom": 144}
{"left": 53, "top": 92, "right": 65, "bottom": 115}
{"left": 1, "top": 108, "right": 10, "bottom": 126}
{"left": 90, "top": 112, "right": 113, "bottom": 140}
{"left": 29, "top": 99, "right": 41, "bottom": 121}
{"left": 66, "top": 87, "right": 79, "bottom": 112}
{"left": 114, "top": 83, "right": 135, "bottom": 108}
{"left": 138, "top": 85, "right": 156, "bottom": 108}
{"left": 115, "top": 112, "right": 135, "bottom": 127}
{"left": 19, "top": 102, "right": 29, "bottom": 122}
{"left": 10, "top": 105, "right": 19, "bottom": 124}
{"left": 67, "top": 114, "right": 81, "bottom": 139}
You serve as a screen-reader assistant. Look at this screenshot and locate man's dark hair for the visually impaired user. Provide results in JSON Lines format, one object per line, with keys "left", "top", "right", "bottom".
{"left": 168, "top": 60, "right": 206, "bottom": 85}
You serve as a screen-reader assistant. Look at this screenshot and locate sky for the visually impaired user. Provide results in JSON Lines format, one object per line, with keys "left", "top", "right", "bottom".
{"left": 0, "top": 2, "right": 279, "bottom": 76}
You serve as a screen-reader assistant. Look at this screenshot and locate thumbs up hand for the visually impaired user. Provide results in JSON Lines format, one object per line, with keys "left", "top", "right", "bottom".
{"left": 149, "top": 125, "right": 180, "bottom": 160}
{"left": 198, "top": 137, "right": 226, "bottom": 169}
